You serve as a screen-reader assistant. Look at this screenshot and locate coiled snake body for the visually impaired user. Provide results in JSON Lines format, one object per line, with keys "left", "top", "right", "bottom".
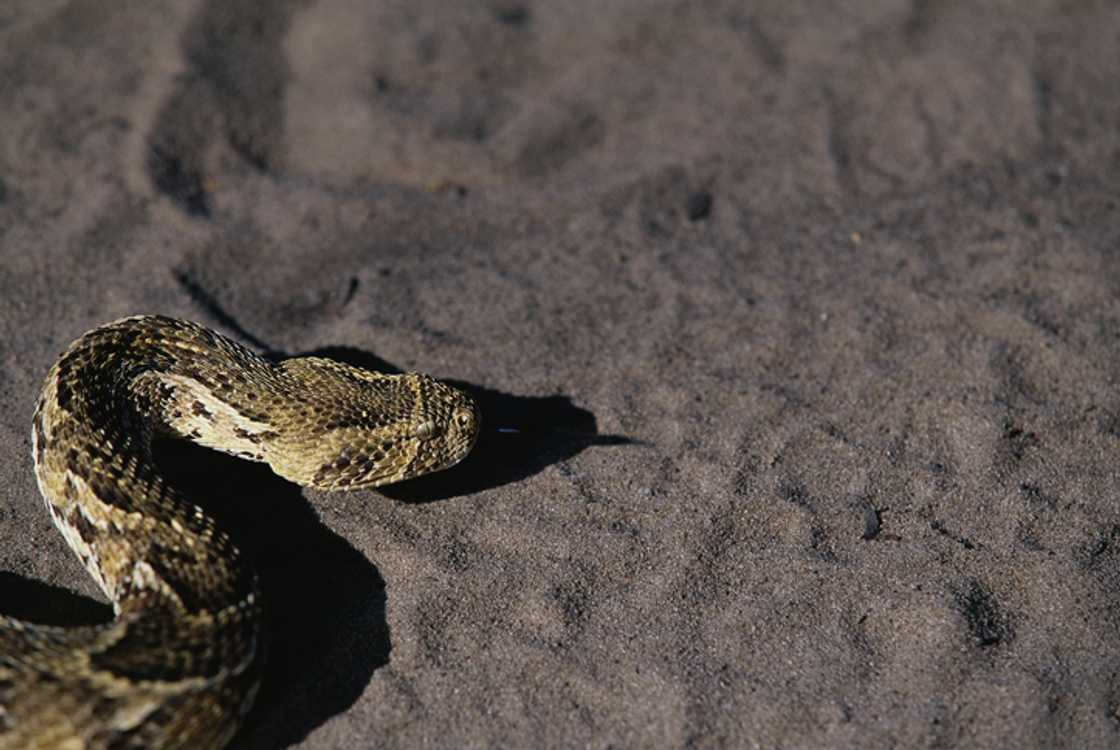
{"left": 0, "top": 316, "right": 480, "bottom": 749}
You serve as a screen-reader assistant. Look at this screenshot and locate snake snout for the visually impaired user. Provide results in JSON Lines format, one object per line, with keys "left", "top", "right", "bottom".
{"left": 442, "top": 390, "right": 480, "bottom": 467}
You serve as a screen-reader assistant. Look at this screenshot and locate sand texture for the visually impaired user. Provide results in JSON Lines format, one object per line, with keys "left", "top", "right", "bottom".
{"left": 3, "top": 2, "right": 1120, "bottom": 748}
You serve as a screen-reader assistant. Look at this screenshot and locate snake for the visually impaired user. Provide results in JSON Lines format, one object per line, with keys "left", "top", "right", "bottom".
{"left": 0, "top": 315, "right": 480, "bottom": 749}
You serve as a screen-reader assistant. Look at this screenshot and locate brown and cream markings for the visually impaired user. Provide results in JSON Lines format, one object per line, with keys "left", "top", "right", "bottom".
{"left": 1, "top": 316, "right": 479, "bottom": 749}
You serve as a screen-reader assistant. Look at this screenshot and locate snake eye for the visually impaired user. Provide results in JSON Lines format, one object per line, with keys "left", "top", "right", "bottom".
{"left": 453, "top": 408, "right": 474, "bottom": 431}
{"left": 414, "top": 420, "right": 437, "bottom": 440}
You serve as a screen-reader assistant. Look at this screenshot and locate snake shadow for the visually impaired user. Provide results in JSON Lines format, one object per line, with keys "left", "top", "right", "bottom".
{"left": 0, "top": 573, "right": 114, "bottom": 625}
{"left": 207, "top": 346, "right": 632, "bottom": 747}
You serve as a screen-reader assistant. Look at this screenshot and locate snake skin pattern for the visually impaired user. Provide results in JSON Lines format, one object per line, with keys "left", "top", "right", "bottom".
{"left": 0, "top": 316, "right": 480, "bottom": 749}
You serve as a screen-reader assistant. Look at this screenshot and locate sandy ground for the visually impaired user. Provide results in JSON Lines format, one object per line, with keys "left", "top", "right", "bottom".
{"left": 3, "top": 2, "right": 1120, "bottom": 748}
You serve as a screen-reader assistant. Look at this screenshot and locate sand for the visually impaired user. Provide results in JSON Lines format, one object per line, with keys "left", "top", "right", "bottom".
{"left": 2, "top": 2, "right": 1120, "bottom": 748}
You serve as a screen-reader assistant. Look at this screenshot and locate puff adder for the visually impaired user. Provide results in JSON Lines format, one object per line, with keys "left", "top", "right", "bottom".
{"left": 0, "top": 315, "right": 480, "bottom": 749}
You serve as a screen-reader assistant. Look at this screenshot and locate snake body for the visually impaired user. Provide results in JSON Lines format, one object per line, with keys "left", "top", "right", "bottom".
{"left": 0, "top": 316, "right": 479, "bottom": 749}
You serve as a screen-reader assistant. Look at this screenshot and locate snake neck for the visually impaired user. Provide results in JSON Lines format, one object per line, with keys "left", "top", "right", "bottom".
{"left": 31, "top": 316, "right": 269, "bottom": 624}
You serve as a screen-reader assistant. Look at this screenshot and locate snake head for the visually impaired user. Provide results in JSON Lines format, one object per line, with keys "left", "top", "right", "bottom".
{"left": 394, "top": 375, "right": 480, "bottom": 483}
{"left": 270, "top": 358, "right": 480, "bottom": 491}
